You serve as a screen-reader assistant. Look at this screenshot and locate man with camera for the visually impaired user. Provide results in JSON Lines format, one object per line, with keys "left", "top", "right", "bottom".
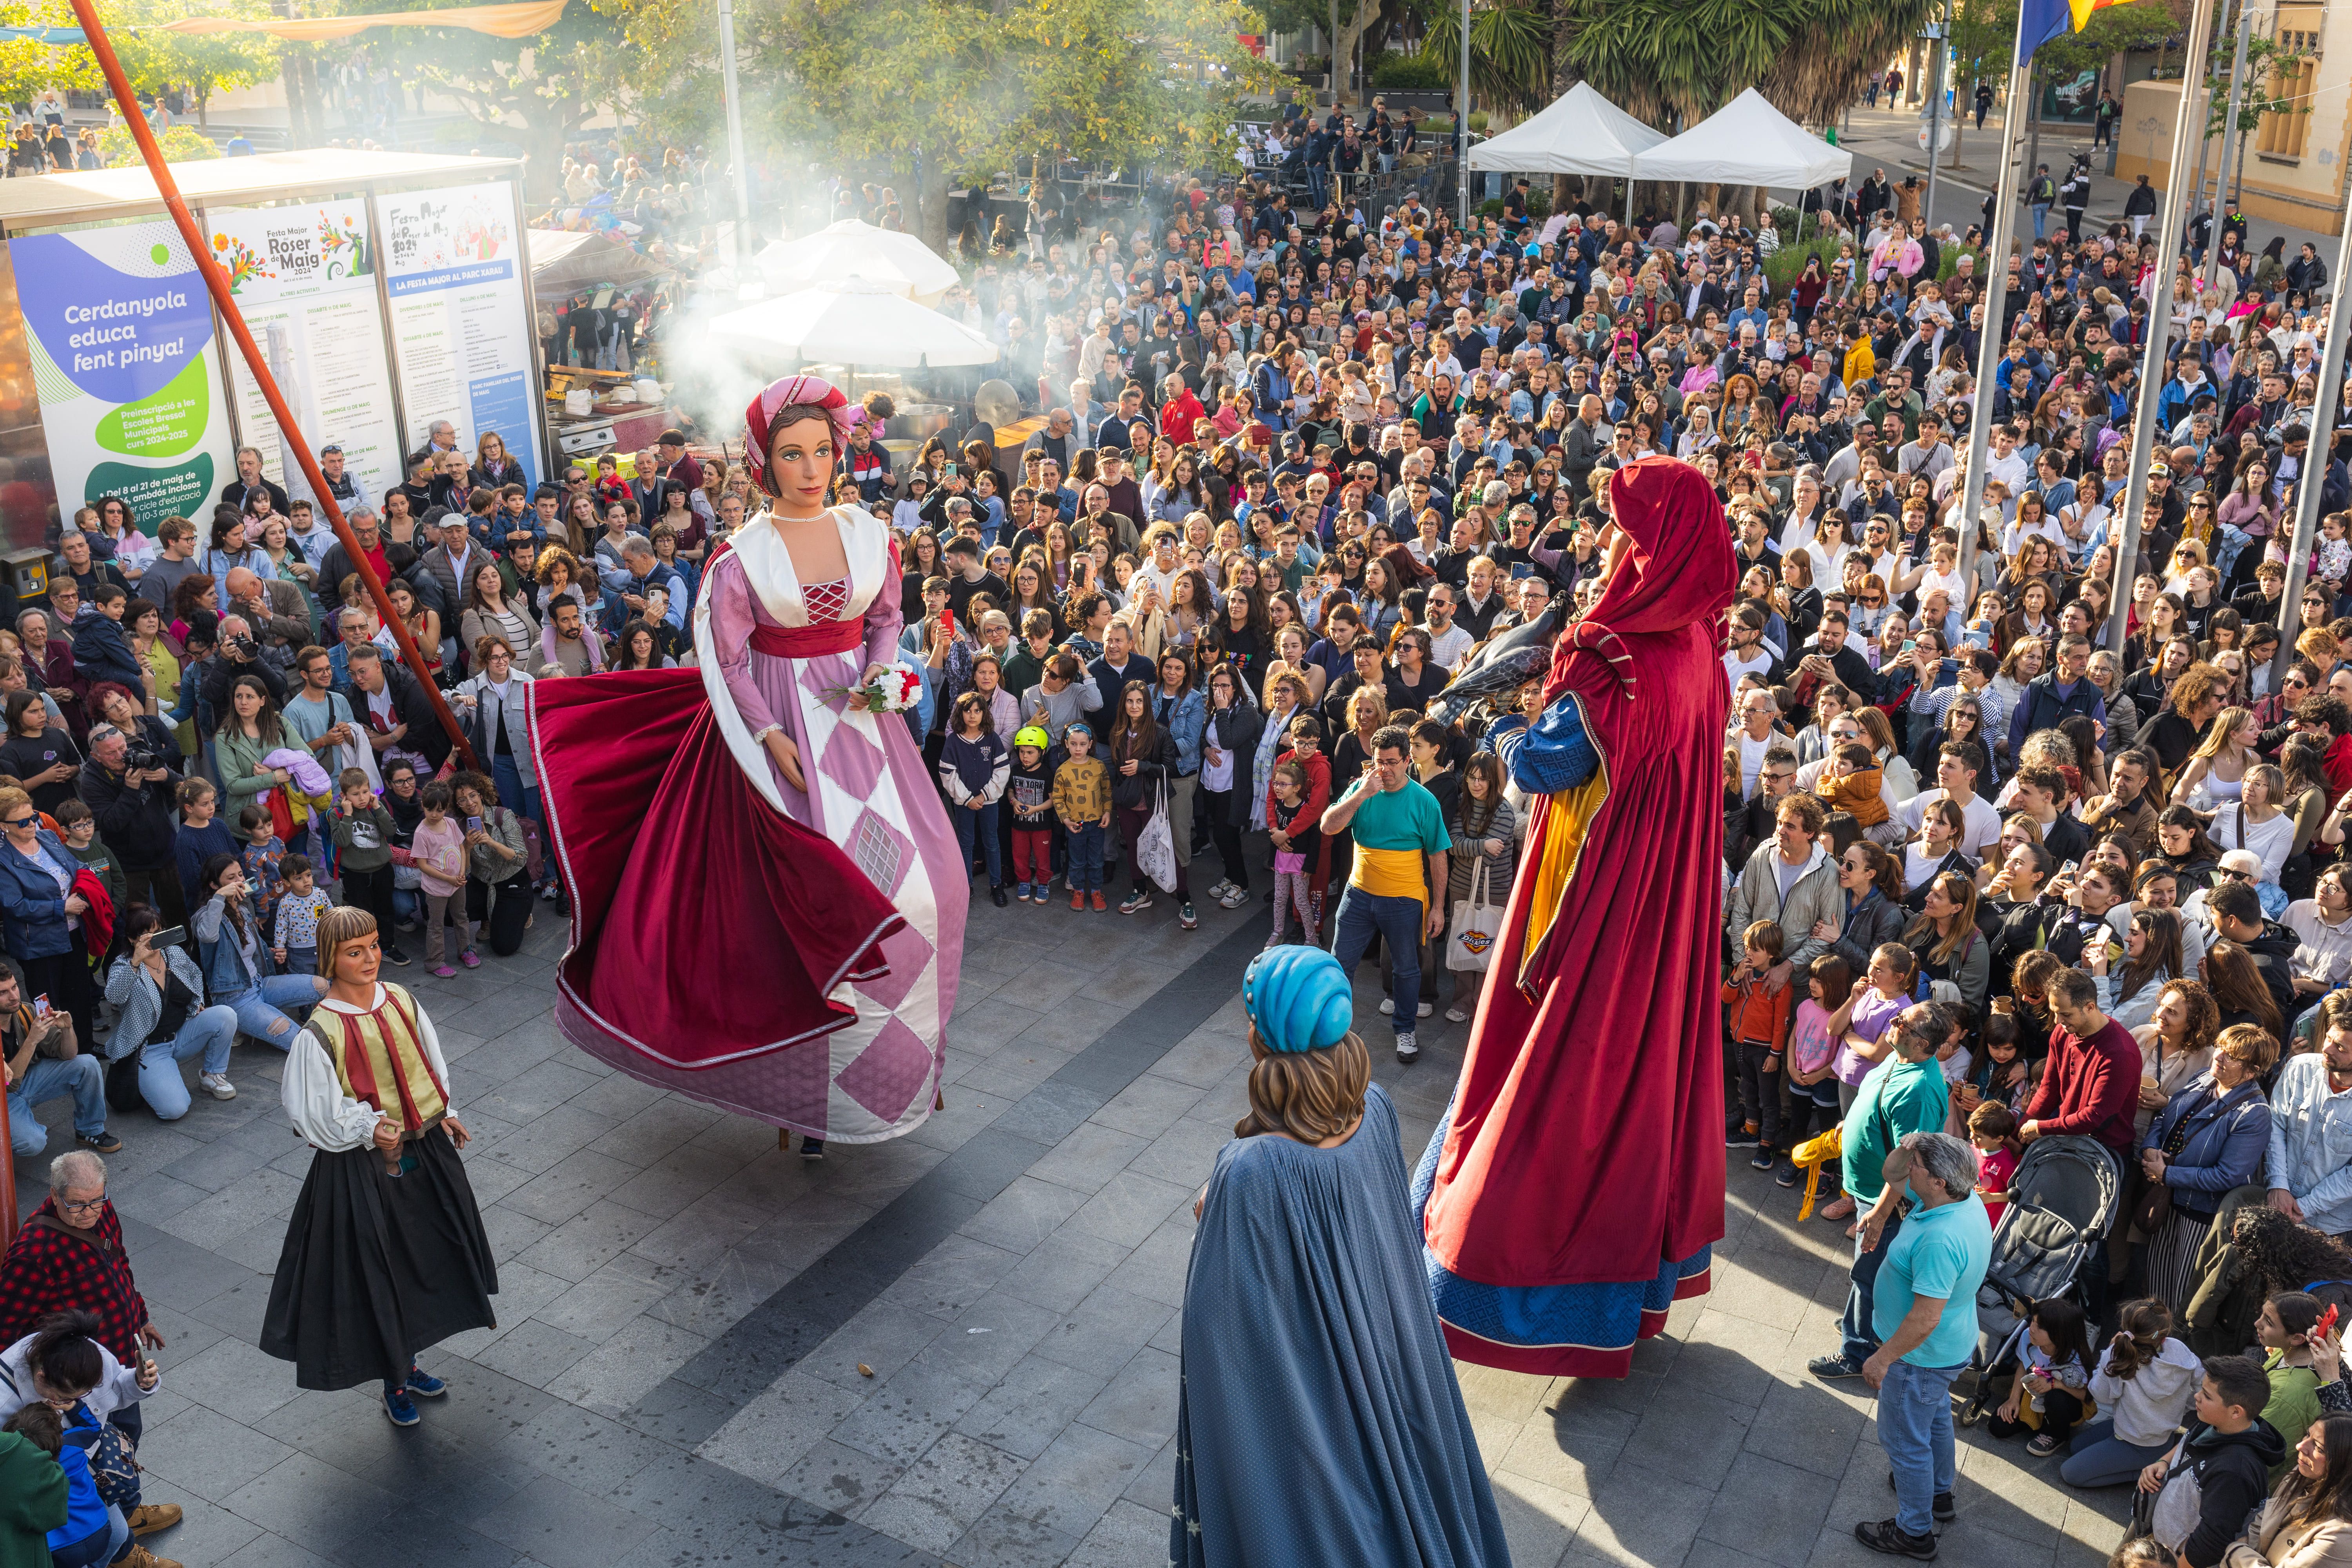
{"left": 76, "top": 721, "right": 184, "bottom": 928}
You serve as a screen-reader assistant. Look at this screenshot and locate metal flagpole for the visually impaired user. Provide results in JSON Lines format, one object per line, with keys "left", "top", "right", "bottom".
{"left": 1923, "top": 12, "right": 1946, "bottom": 226}
{"left": 1456, "top": 0, "right": 1471, "bottom": 226}
{"left": 2270, "top": 201, "right": 2352, "bottom": 684}
{"left": 2107, "top": 0, "right": 2221, "bottom": 656}
{"left": 1954, "top": 32, "right": 2031, "bottom": 595}
{"left": 717, "top": 0, "right": 755, "bottom": 267}
{"left": 2203, "top": 8, "right": 2251, "bottom": 292}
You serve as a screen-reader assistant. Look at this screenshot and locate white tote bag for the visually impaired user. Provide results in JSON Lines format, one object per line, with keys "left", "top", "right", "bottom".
{"left": 1446, "top": 860, "right": 1502, "bottom": 972}
{"left": 1134, "top": 778, "right": 1179, "bottom": 892}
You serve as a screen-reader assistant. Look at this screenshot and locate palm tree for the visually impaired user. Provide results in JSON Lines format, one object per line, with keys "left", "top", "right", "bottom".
{"left": 1416, "top": 0, "right": 1553, "bottom": 118}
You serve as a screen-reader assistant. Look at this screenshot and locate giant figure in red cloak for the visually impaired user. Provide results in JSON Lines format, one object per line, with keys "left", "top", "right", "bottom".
{"left": 1413, "top": 457, "right": 1736, "bottom": 1377}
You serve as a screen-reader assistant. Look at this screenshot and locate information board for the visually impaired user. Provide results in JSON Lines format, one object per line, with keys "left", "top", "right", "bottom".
{"left": 378, "top": 181, "right": 544, "bottom": 485}
{"left": 209, "top": 198, "right": 405, "bottom": 507}
{"left": 12, "top": 224, "right": 238, "bottom": 530}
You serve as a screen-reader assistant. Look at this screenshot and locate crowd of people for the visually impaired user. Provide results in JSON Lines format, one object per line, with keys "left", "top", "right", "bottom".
{"left": 4, "top": 70, "right": 2352, "bottom": 1564}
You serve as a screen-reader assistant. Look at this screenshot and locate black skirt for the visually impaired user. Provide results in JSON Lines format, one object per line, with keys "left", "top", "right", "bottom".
{"left": 260, "top": 1125, "right": 498, "bottom": 1390}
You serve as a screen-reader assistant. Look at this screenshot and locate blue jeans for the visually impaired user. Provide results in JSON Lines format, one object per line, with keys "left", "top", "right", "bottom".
{"left": 7, "top": 1053, "right": 105, "bottom": 1153}
{"left": 217, "top": 973, "right": 330, "bottom": 1050}
{"left": 1879, "top": 1356, "right": 1965, "bottom": 1536}
{"left": 392, "top": 885, "right": 421, "bottom": 925}
{"left": 2060, "top": 1418, "right": 2176, "bottom": 1488}
{"left": 1330, "top": 886, "right": 1423, "bottom": 1038}
{"left": 952, "top": 800, "right": 1003, "bottom": 887}
{"left": 284, "top": 945, "right": 317, "bottom": 979}
{"left": 490, "top": 755, "right": 544, "bottom": 880}
{"left": 1065, "top": 822, "right": 1105, "bottom": 890}
{"left": 2030, "top": 203, "right": 2051, "bottom": 239}
{"left": 1840, "top": 1207, "right": 1904, "bottom": 1365}
{"left": 138, "top": 1004, "right": 241, "bottom": 1120}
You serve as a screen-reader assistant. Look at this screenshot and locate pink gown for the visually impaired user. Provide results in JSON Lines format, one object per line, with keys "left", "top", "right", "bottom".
{"left": 531, "top": 507, "right": 964, "bottom": 1143}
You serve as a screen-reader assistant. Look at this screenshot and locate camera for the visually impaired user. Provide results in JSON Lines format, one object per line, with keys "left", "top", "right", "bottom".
{"left": 123, "top": 743, "right": 163, "bottom": 773}
{"left": 228, "top": 633, "right": 260, "bottom": 659}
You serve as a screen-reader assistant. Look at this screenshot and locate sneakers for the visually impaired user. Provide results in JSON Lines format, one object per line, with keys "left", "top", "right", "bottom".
{"left": 125, "top": 1504, "right": 182, "bottom": 1538}
{"left": 384, "top": 947, "right": 412, "bottom": 967}
{"left": 432, "top": 964, "right": 458, "bottom": 979}
{"left": 383, "top": 1385, "right": 421, "bottom": 1427}
{"left": 1776, "top": 1163, "right": 1801, "bottom": 1189}
{"left": 1854, "top": 1520, "right": 1937, "bottom": 1560}
{"left": 1120, "top": 890, "right": 1153, "bottom": 914}
{"left": 1218, "top": 886, "right": 1249, "bottom": 909}
{"left": 800, "top": 1136, "right": 825, "bottom": 1161}
{"left": 76, "top": 1130, "right": 122, "bottom": 1154}
{"left": 1445, "top": 1006, "right": 1468, "bottom": 1023}
{"left": 1015, "top": 882, "right": 1033, "bottom": 902}
{"left": 459, "top": 950, "right": 481, "bottom": 969}
{"left": 1809, "top": 1354, "right": 1868, "bottom": 1381}
{"left": 402, "top": 1365, "right": 447, "bottom": 1398}
{"left": 1885, "top": 1474, "right": 1957, "bottom": 1521}
{"left": 1416, "top": 1002, "right": 1434, "bottom": 1019}
{"left": 1818, "top": 1194, "right": 1857, "bottom": 1221}
{"left": 1205, "top": 879, "right": 1235, "bottom": 901}
{"left": 1750, "top": 1144, "right": 1777, "bottom": 1171}
{"left": 1090, "top": 891, "right": 1107, "bottom": 911}
{"left": 2026, "top": 1432, "right": 2062, "bottom": 1457}
{"left": 1179, "top": 901, "right": 1198, "bottom": 929}
{"left": 1395, "top": 1031, "right": 1419, "bottom": 1063}
{"left": 118, "top": 1546, "right": 183, "bottom": 1568}
{"left": 1071, "top": 889, "right": 1086, "bottom": 910}
{"left": 1726, "top": 1124, "right": 1762, "bottom": 1149}
{"left": 991, "top": 886, "right": 1009, "bottom": 907}
{"left": 1379, "top": 998, "right": 1396, "bottom": 1015}
{"left": 1032, "top": 886, "right": 1050, "bottom": 904}
{"left": 198, "top": 1073, "right": 236, "bottom": 1101}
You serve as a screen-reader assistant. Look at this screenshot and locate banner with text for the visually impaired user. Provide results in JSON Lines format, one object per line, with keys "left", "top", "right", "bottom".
{"left": 13, "top": 225, "right": 236, "bottom": 531}
{"left": 378, "top": 181, "right": 543, "bottom": 485}
{"left": 208, "top": 198, "right": 405, "bottom": 511}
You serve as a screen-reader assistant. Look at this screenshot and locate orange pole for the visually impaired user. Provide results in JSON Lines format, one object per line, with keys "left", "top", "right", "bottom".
{"left": 0, "top": 1085, "right": 15, "bottom": 1245}
{"left": 63, "top": 0, "right": 477, "bottom": 770}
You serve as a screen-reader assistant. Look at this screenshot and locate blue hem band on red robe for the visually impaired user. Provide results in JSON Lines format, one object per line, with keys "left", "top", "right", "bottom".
{"left": 1410, "top": 1102, "right": 1711, "bottom": 1361}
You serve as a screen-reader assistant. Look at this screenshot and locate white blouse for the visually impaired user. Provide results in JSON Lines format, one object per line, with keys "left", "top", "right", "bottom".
{"left": 280, "top": 984, "right": 452, "bottom": 1152}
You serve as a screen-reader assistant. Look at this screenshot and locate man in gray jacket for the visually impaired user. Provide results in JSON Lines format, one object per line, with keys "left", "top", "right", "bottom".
{"left": 1724, "top": 792, "right": 1843, "bottom": 989}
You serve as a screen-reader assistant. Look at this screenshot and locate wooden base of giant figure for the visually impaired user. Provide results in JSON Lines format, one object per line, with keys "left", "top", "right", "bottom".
{"left": 1414, "top": 458, "right": 1736, "bottom": 1378}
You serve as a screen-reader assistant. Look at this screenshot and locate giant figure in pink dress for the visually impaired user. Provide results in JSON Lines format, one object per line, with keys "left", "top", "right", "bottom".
{"left": 530, "top": 376, "right": 964, "bottom": 1155}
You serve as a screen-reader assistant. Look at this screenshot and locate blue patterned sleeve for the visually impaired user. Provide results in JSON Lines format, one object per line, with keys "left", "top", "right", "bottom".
{"left": 1505, "top": 692, "right": 1601, "bottom": 796}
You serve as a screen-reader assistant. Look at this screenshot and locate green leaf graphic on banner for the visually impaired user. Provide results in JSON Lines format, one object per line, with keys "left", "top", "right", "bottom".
{"left": 94, "top": 354, "right": 211, "bottom": 458}
{"left": 84, "top": 454, "right": 213, "bottom": 528}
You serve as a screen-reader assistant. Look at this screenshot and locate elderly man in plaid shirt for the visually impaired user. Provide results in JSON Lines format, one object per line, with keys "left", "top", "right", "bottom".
{"left": 0, "top": 1153, "right": 167, "bottom": 1444}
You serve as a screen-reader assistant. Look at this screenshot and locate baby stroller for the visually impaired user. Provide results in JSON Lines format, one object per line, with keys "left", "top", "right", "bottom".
{"left": 1957, "top": 1134, "right": 2121, "bottom": 1425}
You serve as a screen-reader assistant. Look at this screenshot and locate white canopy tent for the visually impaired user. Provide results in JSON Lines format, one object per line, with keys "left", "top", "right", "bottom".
{"left": 1629, "top": 88, "right": 1848, "bottom": 189}
{"left": 753, "top": 218, "right": 961, "bottom": 309}
{"left": 1467, "top": 82, "right": 1667, "bottom": 177}
{"left": 702, "top": 279, "right": 999, "bottom": 369}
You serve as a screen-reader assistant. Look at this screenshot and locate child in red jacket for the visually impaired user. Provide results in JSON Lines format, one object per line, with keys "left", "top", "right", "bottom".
{"left": 1723, "top": 919, "right": 1794, "bottom": 1169}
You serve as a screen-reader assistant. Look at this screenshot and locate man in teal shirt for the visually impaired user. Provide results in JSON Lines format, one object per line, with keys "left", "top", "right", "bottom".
{"left": 1855, "top": 1131, "right": 1993, "bottom": 1558}
{"left": 1813, "top": 1001, "right": 1955, "bottom": 1383}
{"left": 1322, "top": 724, "right": 1450, "bottom": 1064}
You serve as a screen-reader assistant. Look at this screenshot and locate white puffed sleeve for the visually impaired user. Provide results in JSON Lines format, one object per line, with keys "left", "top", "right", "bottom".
{"left": 280, "top": 1023, "right": 383, "bottom": 1152}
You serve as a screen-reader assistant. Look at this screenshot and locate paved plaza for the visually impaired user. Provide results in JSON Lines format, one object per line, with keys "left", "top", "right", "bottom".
{"left": 11, "top": 895, "right": 2121, "bottom": 1568}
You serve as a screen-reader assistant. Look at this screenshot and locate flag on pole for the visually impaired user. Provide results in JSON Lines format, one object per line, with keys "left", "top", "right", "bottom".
{"left": 2018, "top": 0, "right": 2118, "bottom": 62}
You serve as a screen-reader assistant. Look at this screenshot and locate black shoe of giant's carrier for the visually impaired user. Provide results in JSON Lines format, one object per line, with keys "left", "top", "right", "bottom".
{"left": 1855, "top": 1519, "right": 1937, "bottom": 1559}
{"left": 1887, "top": 1473, "right": 1956, "bottom": 1521}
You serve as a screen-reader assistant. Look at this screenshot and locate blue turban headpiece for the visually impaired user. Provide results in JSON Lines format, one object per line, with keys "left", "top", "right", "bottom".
{"left": 1241, "top": 947, "right": 1354, "bottom": 1054}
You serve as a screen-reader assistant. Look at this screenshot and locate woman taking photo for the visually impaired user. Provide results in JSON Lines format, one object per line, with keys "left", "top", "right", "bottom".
{"left": 104, "top": 901, "right": 241, "bottom": 1120}
{"left": 454, "top": 770, "right": 532, "bottom": 957}
{"left": 2091, "top": 907, "right": 2184, "bottom": 1033}
{"left": 192, "top": 851, "right": 330, "bottom": 1047}
{"left": 0, "top": 784, "right": 101, "bottom": 1054}
{"left": 2140, "top": 1022, "right": 2276, "bottom": 1317}
{"left": 1197, "top": 662, "right": 1263, "bottom": 912}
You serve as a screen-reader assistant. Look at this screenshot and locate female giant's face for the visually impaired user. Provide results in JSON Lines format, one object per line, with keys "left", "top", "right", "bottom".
{"left": 767, "top": 413, "right": 838, "bottom": 512}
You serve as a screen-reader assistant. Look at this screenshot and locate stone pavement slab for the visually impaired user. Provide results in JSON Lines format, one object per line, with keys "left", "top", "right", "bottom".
{"left": 10, "top": 888, "right": 2092, "bottom": 1566}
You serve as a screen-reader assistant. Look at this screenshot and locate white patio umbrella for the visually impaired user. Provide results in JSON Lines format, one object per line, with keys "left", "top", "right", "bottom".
{"left": 753, "top": 219, "right": 961, "bottom": 309}
{"left": 702, "top": 279, "right": 1000, "bottom": 369}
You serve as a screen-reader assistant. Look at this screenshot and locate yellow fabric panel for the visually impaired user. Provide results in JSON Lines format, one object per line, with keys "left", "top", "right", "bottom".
{"left": 1516, "top": 765, "right": 1610, "bottom": 995}
{"left": 1353, "top": 845, "right": 1429, "bottom": 907}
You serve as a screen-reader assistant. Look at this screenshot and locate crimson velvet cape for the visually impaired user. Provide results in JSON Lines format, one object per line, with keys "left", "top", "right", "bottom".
{"left": 1415, "top": 458, "right": 1735, "bottom": 1377}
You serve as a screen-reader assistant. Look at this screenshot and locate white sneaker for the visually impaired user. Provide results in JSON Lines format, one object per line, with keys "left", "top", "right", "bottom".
{"left": 200, "top": 1073, "right": 237, "bottom": 1101}
{"left": 1378, "top": 998, "right": 1395, "bottom": 1016}
{"left": 1417, "top": 1002, "right": 1434, "bottom": 1018}
{"left": 1445, "top": 1007, "right": 1468, "bottom": 1023}
{"left": 1395, "top": 1032, "right": 1419, "bottom": 1063}
{"left": 1205, "top": 879, "right": 1234, "bottom": 901}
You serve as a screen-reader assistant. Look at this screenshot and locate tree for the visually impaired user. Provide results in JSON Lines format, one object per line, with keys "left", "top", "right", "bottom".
{"left": 1555, "top": 0, "right": 1936, "bottom": 131}
{"left": 306, "top": 0, "right": 635, "bottom": 193}
{"left": 106, "top": 0, "right": 279, "bottom": 127}
{"left": 1416, "top": 0, "right": 1551, "bottom": 118}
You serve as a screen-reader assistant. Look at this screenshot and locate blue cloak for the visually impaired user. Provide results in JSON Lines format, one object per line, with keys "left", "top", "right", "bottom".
{"left": 1173, "top": 1083, "right": 1512, "bottom": 1567}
